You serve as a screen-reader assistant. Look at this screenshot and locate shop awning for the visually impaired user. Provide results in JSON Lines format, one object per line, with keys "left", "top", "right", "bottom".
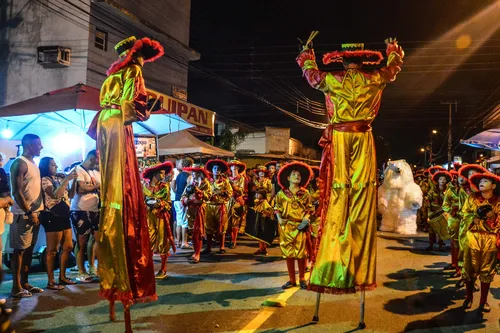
{"left": 158, "top": 130, "right": 234, "bottom": 157}
{"left": 460, "top": 129, "right": 500, "bottom": 151}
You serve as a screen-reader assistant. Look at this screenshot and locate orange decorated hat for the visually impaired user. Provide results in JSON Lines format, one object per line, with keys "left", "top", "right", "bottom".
{"left": 469, "top": 173, "right": 500, "bottom": 196}
{"left": 432, "top": 170, "right": 452, "bottom": 184}
{"left": 184, "top": 164, "right": 209, "bottom": 179}
{"left": 142, "top": 161, "right": 173, "bottom": 180}
{"left": 458, "top": 164, "right": 488, "bottom": 180}
{"left": 255, "top": 165, "right": 270, "bottom": 176}
{"left": 322, "top": 43, "right": 384, "bottom": 66}
{"left": 428, "top": 165, "right": 446, "bottom": 175}
{"left": 205, "top": 159, "right": 229, "bottom": 174}
{"left": 277, "top": 161, "right": 313, "bottom": 189}
{"left": 107, "top": 36, "right": 164, "bottom": 75}
{"left": 227, "top": 159, "right": 246, "bottom": 173}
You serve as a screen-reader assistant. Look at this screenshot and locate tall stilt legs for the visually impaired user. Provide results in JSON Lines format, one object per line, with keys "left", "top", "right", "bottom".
{"left": 312, "top": 292, "right": 321, "bottom": 322}
{"left": 358, "top": 289, "right": 366, "bottom": 329}
{"left": 124, "top": 304, "right": 132, "bottom": 333}
{"left": 109, "top": 300, "right": 116, "bottom": 321}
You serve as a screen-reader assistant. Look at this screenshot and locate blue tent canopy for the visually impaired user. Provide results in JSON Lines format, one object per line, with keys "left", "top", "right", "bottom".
{"left": 460, "top": 129, "right": 500, "bottom": 151}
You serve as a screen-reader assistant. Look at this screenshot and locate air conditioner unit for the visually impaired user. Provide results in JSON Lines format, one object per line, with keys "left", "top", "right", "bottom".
{"left": 37, "top": 46, "right": 71, "bottom": 68}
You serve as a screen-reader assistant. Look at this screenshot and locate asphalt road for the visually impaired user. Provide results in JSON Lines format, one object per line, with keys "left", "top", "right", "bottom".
{"left": 2, "top": 232, "right": 500, "bottom": 333}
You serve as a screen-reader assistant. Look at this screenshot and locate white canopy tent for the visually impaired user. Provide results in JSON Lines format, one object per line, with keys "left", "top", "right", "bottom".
{"left": 158, "top": 130, "right": 234, "bottom": 157}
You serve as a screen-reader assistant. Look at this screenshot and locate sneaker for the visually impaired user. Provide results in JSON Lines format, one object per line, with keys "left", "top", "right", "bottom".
{"left": 155, "top": 270, "right": 167, "bottom": 279}
{"left": 282, "top": 281, "right": 297, "bottom": 289}
{"left": 299, "top": 280, "right": 308, "bottom": 290}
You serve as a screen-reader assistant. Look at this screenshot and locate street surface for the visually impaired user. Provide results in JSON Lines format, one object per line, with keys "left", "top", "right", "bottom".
{"left": 2, "top": 233, "right": 500, "bottom": 333}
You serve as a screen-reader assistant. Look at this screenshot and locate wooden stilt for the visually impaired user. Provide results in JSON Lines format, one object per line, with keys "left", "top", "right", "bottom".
{"left": 109, "top": 301, "right": 116, "bottom": 322}
{"left": 312, "top": 292, "right": 321, "bottom": 322}
{"left": 358, "top": 289, "right": 366, "bottom": 329}
{"left": 124, "top": 304, "right": 133, "bottom": 333}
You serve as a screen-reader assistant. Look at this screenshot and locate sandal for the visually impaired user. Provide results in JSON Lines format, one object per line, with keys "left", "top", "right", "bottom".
{"left": 10, "top": 290, "right": 32, "bottom": 298}
{"left": 219, "top": 249, "right": 226, "bottom": 254}
{"left": 59, "top": 278, "right": 77, "bottom": 285}
{"left": 282, "top": 281, "right": 297, "bottom": 290}
{"left": 47, "top": 282, "right": 65, "bottom": 291}
{"left": 27, "top": 286, "right": 44, "bottom": 293}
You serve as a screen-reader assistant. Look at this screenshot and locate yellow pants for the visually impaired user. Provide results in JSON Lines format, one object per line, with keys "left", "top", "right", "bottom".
{"left": 462, "top": 231, "right": 497, "bottom": 283}
{"left": 279, "top": 221, "right": 308, "bottom": 259}
{"left": 227, "top": 197, "right": 247, "bottom": 232}
{"left": 205, "top": 203, "right": 228, "bottom": 235}
{"left": 447, "top": 216, "right": 460, "bottom": 241}
{"left": 147, "top": 211, "right": 171, "bottom": 255}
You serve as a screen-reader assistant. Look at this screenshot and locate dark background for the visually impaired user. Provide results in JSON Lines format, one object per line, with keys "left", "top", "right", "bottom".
{"left": 188, "top": 0, "right": 500, "bottom": 165}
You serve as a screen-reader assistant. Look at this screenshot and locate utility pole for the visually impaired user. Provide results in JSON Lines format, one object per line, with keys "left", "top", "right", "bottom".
{"left": 441, "top": 100, "right": 459, "bottom": 170}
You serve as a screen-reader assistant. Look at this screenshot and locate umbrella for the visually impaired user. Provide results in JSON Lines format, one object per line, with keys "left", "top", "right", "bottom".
{"left": 460, "top": 129, "right": 500, "bottom": 151}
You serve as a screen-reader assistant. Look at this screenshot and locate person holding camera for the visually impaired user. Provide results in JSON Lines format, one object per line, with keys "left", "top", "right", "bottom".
{"left": 274, "top": 162, "right": 314, "bottom": 290}
{"left": 461, "top": 172, "right": 500, "bottom": 313}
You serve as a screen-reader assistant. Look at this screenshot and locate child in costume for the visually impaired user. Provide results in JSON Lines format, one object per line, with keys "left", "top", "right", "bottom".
{"left": 86, "top": 36, "right": 163, "bottom": 329}
{"left": 204, "top": 160, "right": 233, "bottom": 254}
{"left": 227, "top": 159, "right": 248, "bottom": 249}
{"left": 426, "top": 167, "right": 450, "bottom": 251}
{"left": 253, "top": 166, "right": 273, "bottom": 255}
{"left": 275, "top": 162, "right": 314, "bottom": 290}
{"left": 143, "top": 162, "right": 176, "bottom": 279}
{"left": 461, "top": 172, "right": 500, "bottom": 312}
{"left": 245, "top": 188, "right": 277, "bottom": 250}
{"left": 182, "top": 165, "right": 211, "bottom": 263}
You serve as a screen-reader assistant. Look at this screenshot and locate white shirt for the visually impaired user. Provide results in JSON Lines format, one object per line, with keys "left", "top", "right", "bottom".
{"left": 70, "top": 165, "right": 100, "bottom": 212}
{"left": 11, "top": 156, "right": 43, "bottom": 214}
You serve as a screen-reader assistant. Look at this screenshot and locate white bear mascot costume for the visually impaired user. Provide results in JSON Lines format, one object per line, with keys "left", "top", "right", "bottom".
{"left": 378, "top": 159, "right": 423, "bottom": 235}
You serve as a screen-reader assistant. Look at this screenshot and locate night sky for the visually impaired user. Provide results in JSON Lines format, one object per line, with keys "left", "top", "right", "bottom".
{"left": 188, "top": 0, "right": 500, "bottom": 165}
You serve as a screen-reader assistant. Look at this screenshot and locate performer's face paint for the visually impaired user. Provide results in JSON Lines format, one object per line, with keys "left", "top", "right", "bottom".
{"left": 438, "top": 176, "right": 448, "bottom": 187}
{"left": 231, "top": 165, "right": 239, "bottom": 175}
{"left": 213, "top": 165, "right": 220, "bottom": 176}
{"left": 458, "top": 176, "right": 467, "bottom": 186}
{"left": 276, "top": 163, "right": 281, "bottom": 171}
{"left": 158, "top": 170, "right": 166, "bottom": 181}
{"left": 479, "top": 178, "right": 495, "bottom": 192}
{"left": 258, "top": 171, "right": 266, "bottom": 178}
{"left": 288, "top": 170, "right": 302, "bottom": 185}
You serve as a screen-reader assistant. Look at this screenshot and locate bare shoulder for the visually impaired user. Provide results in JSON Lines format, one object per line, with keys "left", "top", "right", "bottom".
{"left": 10, "top": 158, "right": 27, "bottom": 177}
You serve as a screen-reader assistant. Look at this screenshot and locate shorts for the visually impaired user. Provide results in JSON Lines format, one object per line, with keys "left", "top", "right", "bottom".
{"left": 174, "top": 201, "right": 188, "bottom": 228}
{"left": 70, "top": 211, "right": 99, "bottom": 236}
{"left": 40, "top": 211, "right": 71, "bottom": 233}
{"left": 9, "top": 214, "right": 41, "bottom": 250}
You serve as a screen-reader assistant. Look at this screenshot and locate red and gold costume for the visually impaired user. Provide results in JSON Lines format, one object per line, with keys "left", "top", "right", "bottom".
{"left": 426, "top": 170, "right": 452, "bottom": 250}
{"left": 227, "top": 160, "right": 248, "bottom": 237}
{"left": 297, "top": 36, "right": 404, "bottom": 294}
{"left": 87, "top": 36, "right": 163, "bottom": 305}
{"left": 254, "top": 166, "right": 273, "bottom": 202}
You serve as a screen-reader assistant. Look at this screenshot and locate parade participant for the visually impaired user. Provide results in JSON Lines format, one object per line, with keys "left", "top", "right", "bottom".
{"left": 143, "top": 162, "right": 176, "bottom": 279}
{"left": 87, "top": 35, "right": 163, "bottom": 330}
{"left": 275, "top": 162, "right": 313, "bottom": 290}
{"left": 172, "top": 158, "right": 193, "bottom": 249}
{"left": 265, "top": 161, "right": 278, "bottom": 198}
{"left": 297, "top": 31, "right": 404, "bottom": 325}
{"left": 245, "top": 188, "right": 277, "bottom": 254}
{"left": 461, "top": 172, "right": 500, "bottom": 312}
{"left": 253, "top": 166, "right": 273, "bottom": 255}
{"left": 227, "top": 159, "right": 247, "bottom": 248}
{"left": 455, "top": 164, "right": 488, "bottom": 288}
{"left": 182, "top": 165, "right": 211, "bottom": 263}
{"left": 204, "top": 159, "right": 233, "bottom": 254}
{"left": 427, "top": 170, "right": 452, "bottom": 251}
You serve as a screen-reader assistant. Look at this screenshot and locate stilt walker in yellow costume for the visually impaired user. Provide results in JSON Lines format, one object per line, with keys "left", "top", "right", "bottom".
{"left": 87, "top": 36, "right": 163, "bottom": 332}
{"left": 142, "top": 162, "right": 176, "bottom": 279}
{"left": 462, "top": 173, "right": 500, "bottom": 313}
{"left": 203, "top": 159, "right": 233, "bottom": 254}
{"left": 296, "top": 31, "right": 404, "bottom": 327}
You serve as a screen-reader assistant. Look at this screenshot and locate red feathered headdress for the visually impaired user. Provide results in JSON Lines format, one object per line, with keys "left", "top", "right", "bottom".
{"left": 107, "top": 36, "right": 164, "bottom": 76}
{"left": 323, "top": 43, "right": 384, "bottom": 66}
{"left": 142, "top": 161, "right": 173, "bottom": 180}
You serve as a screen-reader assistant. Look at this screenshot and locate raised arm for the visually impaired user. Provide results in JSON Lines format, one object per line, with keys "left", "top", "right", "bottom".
{"left": 121, "top": 64, "right": 150, "bottom": 123}
{"left": 296, "top": 48, "right": 329, "bottom": 93}
{"left": 379, "top": 38, "right": 404, "bottom": 83}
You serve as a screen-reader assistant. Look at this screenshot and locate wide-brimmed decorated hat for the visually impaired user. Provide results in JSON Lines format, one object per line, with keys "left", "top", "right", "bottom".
{"left": 255, "top": 165, "right": 270, "bottom": 176}
{"left": 311, "top": 166, "right": 320, "bottom": 179}
{"left": 184, "top": 164, "right": 210, "bottom": 179}
{"left": 428, "top": 166, "right": 446, "bottom": 175}
{"left": 143, "top": 161, "right": 173, "bottom": 180}
{"left": 265, "top": 161, "right": 278, "bottom": 169}
{"left": 450, "top": 170, "right": 459, "bottom": 179}
{"left": 432, "top": 170, "right": 452, "bottom": 184}
{"left": 453, "top": 162, "right": 462, "bottom": 172}
{"left": 107, "top": 36, "right": 164, "bottom": 75}
{"left": 458, "top": 164, "right": 488, "bottom": 180}
{"left": 423, "top": 170, "right": 430, "bottom": 178}
{"left": 469, "top": 173, "right": 500, "bottom": 196}
{"left": 227, "top": 159, "right": 246, "bottom": 174}
{"left": 278, "top": 161, "right": 313, "bottom": 189}
{"left": 205, "top": 159, "right": 229, "bottom": 174}
{"left": 322, "top": 43, "right": 384, "bottom": 66}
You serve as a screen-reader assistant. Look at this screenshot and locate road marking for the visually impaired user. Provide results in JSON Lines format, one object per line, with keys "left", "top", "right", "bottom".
{"left": 237, "top": 273, "right": 310, "bottom": 333}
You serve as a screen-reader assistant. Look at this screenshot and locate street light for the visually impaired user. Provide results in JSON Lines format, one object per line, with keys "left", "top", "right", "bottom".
{"left": 420, "top": 148, "right": 427, "bottom": 166}
{"left": 432, "top": 130, "right": 438, "bottom": 134}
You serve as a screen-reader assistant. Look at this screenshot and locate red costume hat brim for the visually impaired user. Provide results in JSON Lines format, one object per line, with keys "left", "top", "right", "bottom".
{"left": 311, "top": 166, "right": 320, "bottom": 179}
{"left": 265, "top": 161, "right": 278, "bottom": 169}
{"left": 205, "top": 159, "right": 229, "bottom": 174}
{"left": 277, "top": 161, "right": 313, "bottom": 190}
{"left": 469, "top": 173, "right": 500, "bottom": 196}
{"left": 322, "top": 50, "right": 384, "bottom": 66}
{"left": 228, "top": 161, "right": 247, "bottom": 174}
{"left": 142, "top": 161, "right": 173, "bottom": 180}
{"left": 255, "top": 167, "right": 270, "bottom": 175}
{"left": 428, "top": 166, "right": 446, "bottom": 175}
{"left": 184, "top": 166, "right": 209, "bottom": 179}
{"left": 458, "top": 164, "right": 488, "bottom": 180}
{"left": 432, "top": 170, "right": 452, "bottom": 184}
{"left": 107, "top": 37, "right": 164, "bottom": 76}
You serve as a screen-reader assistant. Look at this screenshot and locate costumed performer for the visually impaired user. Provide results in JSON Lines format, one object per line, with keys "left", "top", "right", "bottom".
{"left": 142, "top": 162, "right": 176, "bottom": 279}
{"left": 461, "top": 172, "right": 500, "bottom": 313}
{"left": 455, "top": 164, "right": 488, "bottom": 289}
{"left": 227, "top": 159, "right": 248, "bottom": 248}
{"left": 275, "top": 162, "right": 313, "bottom": 290}
{"left": 203, "top": 159, "right": 233, "bottom": 254}
{"left": 87, "top": 35, "right": 163, "bottom": 330}
{"left": 182, "top": 164, "right": 211, "bottom": 263}
{"left": 245, "top": 188, "right": 277, "bottom": 250}
{"left": 427, "top": 169, "right": 452, "bottom": 251}
{"left": 308, "top": 166, "right": 321, "bottom": 267}
{"left": 265, "top": 161, "right": 278, "bottom": 199}
{"left": 296, "top": 31, "right": 404, "bottom": 325}
{"left": 253, "top": 166, "right": 273, "bottom": 256}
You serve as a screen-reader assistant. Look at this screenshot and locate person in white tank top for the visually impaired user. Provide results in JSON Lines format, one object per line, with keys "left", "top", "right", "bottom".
{"left": 9, "top": 134, "right": 44, "bottom": 298}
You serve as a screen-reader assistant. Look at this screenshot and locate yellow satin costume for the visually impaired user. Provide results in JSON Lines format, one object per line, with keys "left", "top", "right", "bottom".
{"left": 144, "top": 182, "right": 172, "bottom": 255}
{"left": 275, "top": 189, "right": 313, "bottom": 259}
{"left": 206, "top": 177, "right": 233, "bottom": 235}
{"left": 297, "top": 47, "right": 403, "bottom": 293}
{"left": 461, "top": 193, "right": 500, "bottom": 283}
{"left": 228, "top": 175, "right": 247, "bottom": 232}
